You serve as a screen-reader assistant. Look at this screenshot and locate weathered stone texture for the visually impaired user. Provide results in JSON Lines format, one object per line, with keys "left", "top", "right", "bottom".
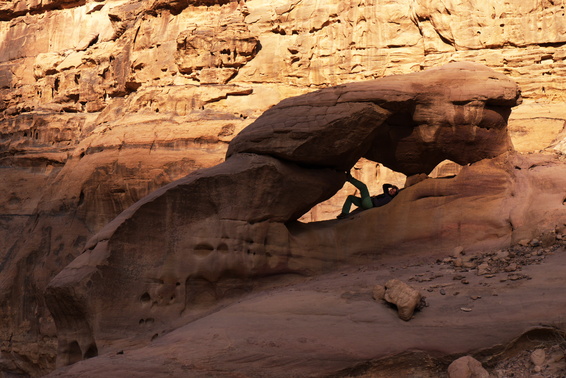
{"left": 46, "top": 152, "right": 345, "bottom": 366}
{"left": 176, "top": 23, "right": 260, "bottom": 83}
{"left": 0, "top": 0, "right": 565, "bottom": 375}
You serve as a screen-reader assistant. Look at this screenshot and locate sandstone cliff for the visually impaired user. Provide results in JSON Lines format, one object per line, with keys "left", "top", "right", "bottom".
{"left": 1, "top": 0, "right": 566, "bottom": 376}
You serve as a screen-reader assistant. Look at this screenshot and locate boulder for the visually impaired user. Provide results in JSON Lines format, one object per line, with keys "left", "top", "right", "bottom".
{"left": 382, "top": 279, "right": 422, "bottom": 321}
{"left": 372, "top": 285, "right": 386, "bottom": 301}
{"left": 476, "top": 262, "right": 490, "bottom": 276}
{"left": 530, "top": 348, "right": 546, "bottom": 367}
{"left": 447, "top": 356, "right": 490, "bottom": 378}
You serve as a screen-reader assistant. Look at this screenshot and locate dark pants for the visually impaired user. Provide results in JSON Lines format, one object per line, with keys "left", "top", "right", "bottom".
{"left": 341, "top": 177, "right": 373, "bottom": 215}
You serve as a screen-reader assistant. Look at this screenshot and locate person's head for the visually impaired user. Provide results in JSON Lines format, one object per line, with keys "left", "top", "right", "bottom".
{"left": 388, "top": 185, "right": 399, "bottom": 197}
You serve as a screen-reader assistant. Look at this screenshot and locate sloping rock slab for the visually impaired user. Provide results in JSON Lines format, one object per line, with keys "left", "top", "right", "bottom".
{"left": 45, "top": 246, "right": 566, "bottom": 377}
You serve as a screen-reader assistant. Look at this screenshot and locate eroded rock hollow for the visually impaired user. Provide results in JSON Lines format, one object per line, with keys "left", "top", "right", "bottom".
{"left": 44, "top": 62, "right": 539, "bottom": 366}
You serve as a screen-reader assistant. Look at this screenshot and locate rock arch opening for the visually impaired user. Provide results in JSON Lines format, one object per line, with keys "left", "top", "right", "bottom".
{"left": 297, "top": 158, "right": 464, "bottom": 223}
{"left": 299, "top": 158, "right": 406, "bottom": 222}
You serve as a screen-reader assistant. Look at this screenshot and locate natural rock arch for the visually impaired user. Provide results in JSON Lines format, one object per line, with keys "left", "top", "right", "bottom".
{"left": 46, "top": 62, "right": 524, "bottom": 366}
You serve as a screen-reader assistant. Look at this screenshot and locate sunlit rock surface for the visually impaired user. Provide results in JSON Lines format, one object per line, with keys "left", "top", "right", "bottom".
{"left": 1, "top": 0, "right": 566, "bottom": 375}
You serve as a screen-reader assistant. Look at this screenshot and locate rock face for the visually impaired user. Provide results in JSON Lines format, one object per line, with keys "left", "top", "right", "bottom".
{"left": 1, "top": 0, "right": 566, "bottom": 375}
{"left": 176, "top": 23, "right": 260, "bottom": 84}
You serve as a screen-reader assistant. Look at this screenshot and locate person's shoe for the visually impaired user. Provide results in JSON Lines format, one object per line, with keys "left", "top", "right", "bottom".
{"left": 337, "top": 213, "right": 348, "bottom": 219}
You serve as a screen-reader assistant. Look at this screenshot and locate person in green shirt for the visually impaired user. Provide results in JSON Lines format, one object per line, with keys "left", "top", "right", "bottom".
{"left": 337, "top": 172, "right": 399, "bottom": 219}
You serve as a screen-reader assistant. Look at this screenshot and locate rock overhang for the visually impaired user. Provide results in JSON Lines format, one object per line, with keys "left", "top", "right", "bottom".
{"left": 227, "top": 61, "right": 522, "bottom": 176}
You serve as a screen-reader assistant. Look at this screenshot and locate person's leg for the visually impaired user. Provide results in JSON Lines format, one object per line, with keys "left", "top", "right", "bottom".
{"left": 347, "top": 177, "right": 373, "bottom": 209}
{"left": 341, "top": 195, "right": 362, "bottom": 216}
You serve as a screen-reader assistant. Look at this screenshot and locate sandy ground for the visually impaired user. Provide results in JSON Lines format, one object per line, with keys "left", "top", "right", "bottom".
{"left": 47, "top": 240, "right": 566, "bottom": 377}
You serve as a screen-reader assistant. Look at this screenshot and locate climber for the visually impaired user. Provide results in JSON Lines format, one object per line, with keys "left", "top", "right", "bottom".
{"left": 337, "top": 172, "right": 399, "bottom": 219}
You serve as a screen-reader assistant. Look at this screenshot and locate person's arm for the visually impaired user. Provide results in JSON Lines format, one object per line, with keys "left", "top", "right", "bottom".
{"left": 382, "top": 184, "right": 400, "bottom": 198}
